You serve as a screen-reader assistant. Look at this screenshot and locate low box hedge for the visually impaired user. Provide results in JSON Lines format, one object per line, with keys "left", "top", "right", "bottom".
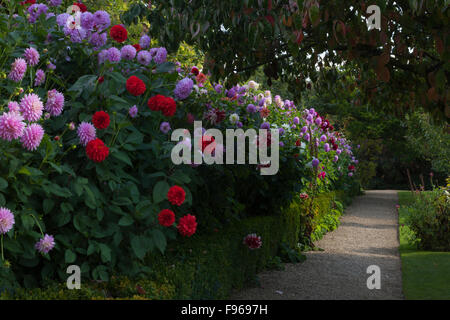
{"left": 1, "top": 191, "right": 351, "bottom": 300}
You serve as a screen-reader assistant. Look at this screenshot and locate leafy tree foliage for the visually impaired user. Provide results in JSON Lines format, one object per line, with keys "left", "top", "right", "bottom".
{"left": 122, "top": 0, "right": 449, "bottom": 120}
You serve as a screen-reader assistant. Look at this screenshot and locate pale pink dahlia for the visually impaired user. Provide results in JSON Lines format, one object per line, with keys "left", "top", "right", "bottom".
{"left": 21, "top": 123, "right": 44, "bottom": 151}
{"left": 35, "top": 234, "right": 55, "bottom": 254}
{"left": 20, "top": 93, "right": 44, "bottom": 122}
{"left": 45, "top": 89, "right": 64, "bottom": 116}
{"left": 24, "top": 47, "right": 40, "bottom": 66}
{"left": 7, "top": 101, "right": 20, "bottom": 113}
{"left": 77, "top": 122, "right": 96, "bottom": 146}
{"left": 34, "top": 69, "right": 45, "bottom": 86}
{"left": 8, "top": 58, "right": 27, "bottom": 82}
{"left": 0, "top": 207, "right": 15, "bottom": 234}
{"left": 0, "top": 111, "right": 25, "bottom": 141}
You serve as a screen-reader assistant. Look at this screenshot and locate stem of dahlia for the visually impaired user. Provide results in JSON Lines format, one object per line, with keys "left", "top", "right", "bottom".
{"left": 29, "top": 214, "right": 44, "bottom": 237}
{"left": 1, "top": 235, "right": 4, "bottom": 262}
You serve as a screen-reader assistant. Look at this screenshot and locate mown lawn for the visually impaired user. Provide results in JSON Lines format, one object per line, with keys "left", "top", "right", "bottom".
{"left": 397, "top": 191, "right": 450, "bottom": 300}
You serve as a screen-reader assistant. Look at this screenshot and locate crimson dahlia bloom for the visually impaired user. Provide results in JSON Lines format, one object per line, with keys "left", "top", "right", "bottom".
{"left": 158, "top": 209, "right": 175, "bottom": 227}
{"left": 110, "top": 25, "right": 128, "bottom": 43}
{"left": 177, "top": 214, "right": 197, "bottom": 237}
{"left": 126, "top": 76, "right": 146, "bottom": 96}
{"left": 167, "top": 185, "right": 185, "bottom": 206}
{"left": 148, "top": 95, "right": 176, "bottom": 117}
{"left": 86, "top": 138, "right": 109, "bottom": 163}
{"left": 92, "top": 111, "right": 110, "bottom": 129}
{"left": 243, "top": 234, "right": 262, "bottom": 249}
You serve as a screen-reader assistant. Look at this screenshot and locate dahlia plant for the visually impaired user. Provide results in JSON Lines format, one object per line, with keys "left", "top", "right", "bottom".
{"left": 0, "top": 1, "right": 357, "bottom": 289}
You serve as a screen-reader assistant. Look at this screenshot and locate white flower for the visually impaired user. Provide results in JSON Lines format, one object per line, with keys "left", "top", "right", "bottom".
{"left": 248, "top": 80, "right": 259, "bottom": 90}
{"left": 229, "top": 113, "right": 239, "bottom": 124}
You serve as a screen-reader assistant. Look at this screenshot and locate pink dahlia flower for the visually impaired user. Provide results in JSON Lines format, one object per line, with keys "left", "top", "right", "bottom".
{"left": 20, "top": 93, "right": 44, "bottom": 122}
{"left": 35, "top": 234, "right": 55, "bottom": 254}
{"left": 45, "top": 89, "right": 64, "bottom": 116}
{"left": 8, "top": 58, "right": 27, "bottom": 82}
{"left": 0, "top": 111, "right": 25, "bottom": 141}
{"left": 0, "top": 207, "right": 15, "bottom": 234}
{"left": 77, "top": 122, "right": 96, "bottom": 146}
{"left": 24, "top": 47, "right": 40, "bottom": 66}
{"left": 7, "top": 101, "right": 20, "bottom": 113}
{"left": 21, "top": 124, "right": 44, "bottom": 151}
{"left": 34, "top": 69, "right": 45, "bottom": 86}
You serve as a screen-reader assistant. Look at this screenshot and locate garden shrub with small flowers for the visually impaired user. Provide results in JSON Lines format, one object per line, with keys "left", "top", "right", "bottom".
{"left": 0, "top": 1, "right": 359, "bottom": 295}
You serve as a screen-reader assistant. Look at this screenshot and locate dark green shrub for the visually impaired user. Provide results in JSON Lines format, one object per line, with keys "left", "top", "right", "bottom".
{"left": 402, "top": 186, "right": 449, "bottom": 251}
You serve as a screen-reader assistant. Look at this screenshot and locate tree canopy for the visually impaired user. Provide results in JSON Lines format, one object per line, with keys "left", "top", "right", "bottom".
{"left": 122, "top": 0, "right": 449, "bottom": 120}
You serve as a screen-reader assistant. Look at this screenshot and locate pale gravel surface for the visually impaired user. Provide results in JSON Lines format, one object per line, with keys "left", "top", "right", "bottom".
{"left": 231, "top": 190, "right": 404, "bottom": 300}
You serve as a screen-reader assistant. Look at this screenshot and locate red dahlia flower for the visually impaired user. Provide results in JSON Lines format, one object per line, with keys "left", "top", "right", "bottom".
{"left": 98, "top": 76, "right": 104, "bottom": 84}
{"left": 199, "top": 135, "right": 216, "bottom": 153}
{"left": 177, "top": 214, "right": 197, "bottom": 237}
{"left": 73, "top": 2, "right": 87, "bottom": 12}
{"left": 243, "top": 234, "right": 262, "bottom": 249}
{"left": 132, "top": 44, "right": 142, "bottom": 52}
{"left": 126, "top": 76, "right": 146, "bottom": 96}
{"left": 348, "top": 165, "right": 355, "bottom": 171}
{"left": 191, "top": 66, "right": 199, "bottom": 76}
{"left": 295, "top": 139, "right": 301, "bottom": 146}
{"left": 86, "top": 138, "right": 109, "bottom": 163}
{"left": 158, "top": 209, "right": 175, "bottom": 227}
{"left": 167, "top": 185, "right": 185, "bottom": 206}
{"left": 110, "top": 25, "right": 128, "bottom": 43}
{"left": 20, "top": 0, "right": 36, "bottom": 5}
{"left": 92, "top": 111, "right": 110, "bottom": 130}
{"left": 147, "top": 95, "right": 176, "bottom": 117}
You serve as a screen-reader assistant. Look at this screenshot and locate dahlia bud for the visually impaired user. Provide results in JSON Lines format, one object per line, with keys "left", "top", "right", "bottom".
{"left": 72, "top": 145, "right": 77, "bottom": 149}
{"left": 0, "top": 72, "right": 6, "bottom": 79}
{"left": 3, "top": 260, "right": 11, "bottom": 268}
{"left": 43, "top": 48, "right": 48, "bottom": 54}
{"left": 68, "top": 122, "right": 76, "bottom": 130}
{"left": 54, "top": 136, "right": 60, "bottom": 141}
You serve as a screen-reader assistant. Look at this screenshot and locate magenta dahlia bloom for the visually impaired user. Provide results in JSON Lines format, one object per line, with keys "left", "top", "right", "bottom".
{"left": 137, "top": 50, "right": 152, "bottom": 66}
{"left": 174, "top": 77, "right": 194, "bottom": 100}
{"left": 243, "top": 233, "right": 262, "bottom": 249}
{"left": 77, "top": 122, "right": 96, "bottom": 146}
{"left": 154, "top": 47, "right": 167, "bottom": 64}
{"left": 93, "top": 10, "right": 111, "bottom": 31}
{"left": 129, "top": 105, "right": 138, "bottom": 118}
{"left": 106, "top": 47, "right": 121, "bottom": 63}
{"left": 34, "top": 69, "right": 45, "bottom": 87}
{"left": 48, "top": 0, "right": 62, "bottom": 6}
{"left": 8, "top": 58, "right": 27, "bottom": 82}
{"left": 89, "top": 32, "right": 107, "bottom": 49}
{"left": 0, "top": 111, "right": 25, "bottom": 141}
{"left": 21, "top": 124, "right": 44, "bottom": 151}
{"left": 7, "top": 101, "right": 20, "bottom": 113}
{"left": 121, "top": 45, "right": 137, "bottom": 60}
{"left": 35, "top": 234, "right": 55, "bottom": 254}
{"left": 81, "top": 12, "right": 95, "bottom": 30}
{"left": 139, "top": 35, "right": 151, "bottom": 48}
{"left": 24, "top": 47, "right": 40, "bottom": 66}
{"left": 20, "top": 93, "right": 44, "bottom": 122}
{"left": 160, "top": 121, "right": 171, "bottom": 134}
{"left": 28, "top": 4, "right": 48, "bottom": 24}
{"left": 56, "top": 13, "right": 70, "bottom": 27}
{"left": 0, "top": 207, "right": 15, "bottom": 235}
{"left": 45, "top": 89, "right": 65, "bottom": 116}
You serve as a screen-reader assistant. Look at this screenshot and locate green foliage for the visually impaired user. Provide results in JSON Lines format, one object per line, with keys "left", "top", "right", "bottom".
{"left": 124, "top": 0, "right": 449, "bottom": 118}
{"left": 398, "top": 190, "right": 450, "bottom": 300}
{"left": 405, "top": 112, "right": 450, "bottom": 175}
{"left": 400, "top": 187, "right": 449, "bottom": 251}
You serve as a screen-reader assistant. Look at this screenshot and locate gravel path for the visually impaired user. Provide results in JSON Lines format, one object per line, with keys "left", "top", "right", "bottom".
{"left": 231, "top": 190, "right": 404, "bottom": 300}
